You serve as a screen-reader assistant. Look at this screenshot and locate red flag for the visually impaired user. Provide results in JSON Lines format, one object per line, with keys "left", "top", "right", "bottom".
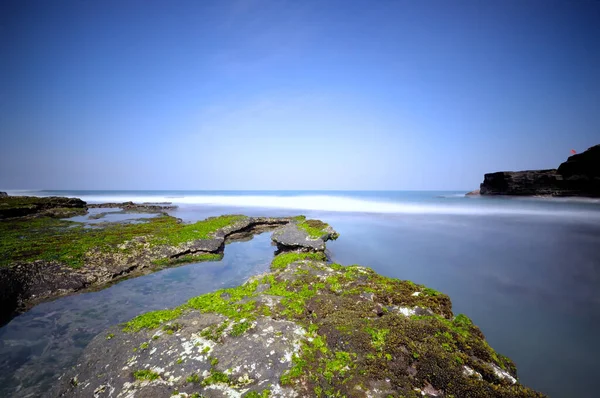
{"left": 571, "top": 149, "right": 577, "bottom": 155}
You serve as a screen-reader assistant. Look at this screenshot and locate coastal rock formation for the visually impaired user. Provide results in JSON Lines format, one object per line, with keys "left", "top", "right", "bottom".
{"left": 480, "top": 170, "right": 562, "bottom": 196}
{"left": 0, "top": 196, "right": 87, "bottom": 219}
{"left": 89, "top": 201, "right": 177, "bottom": 212}
{"left": 51, "top": 251, "right": 544, "bottom": 398}
{"left": 0, "top": 206, "right": 302, "bottom": 327}
{"left": 272, "top": 216, "right": 339, "bottom": 252}
{"left": 0, "top": 191, "right": 7, "bottom": 197}
{"left": 479, "top": 144, "right": 600, "bottom": 197}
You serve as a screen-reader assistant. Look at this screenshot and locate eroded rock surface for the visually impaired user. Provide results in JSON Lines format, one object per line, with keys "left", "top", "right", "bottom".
{"left": 51, "top": 251, "right": 544, "bottom": 398}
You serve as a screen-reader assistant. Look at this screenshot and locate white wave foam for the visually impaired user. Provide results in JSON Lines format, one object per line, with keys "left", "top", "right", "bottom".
{"left": 38, "top": 193, "right": 600, "bottom": 219}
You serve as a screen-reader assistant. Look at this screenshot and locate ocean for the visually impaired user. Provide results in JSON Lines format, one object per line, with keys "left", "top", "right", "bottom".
{"left": 1, "top": 190, "right": 599, "bottom": 397}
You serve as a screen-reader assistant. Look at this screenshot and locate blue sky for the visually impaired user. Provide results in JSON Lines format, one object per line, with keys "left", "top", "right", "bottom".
{"left": 1, "top": 0, "right": 599, "bottom": 190}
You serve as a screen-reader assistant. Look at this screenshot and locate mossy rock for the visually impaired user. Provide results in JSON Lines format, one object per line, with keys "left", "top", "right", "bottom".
{"left": 0, "top": 196, "right": 87, "bottom": 219}
{"left": 272, "top": 216, "right": 339, "bottom": 252}
{"left": 52, "top": 252, "right": 544, "bottom": 398}
{"left": 0, "top": 212, "right": 294, "bottom": 327}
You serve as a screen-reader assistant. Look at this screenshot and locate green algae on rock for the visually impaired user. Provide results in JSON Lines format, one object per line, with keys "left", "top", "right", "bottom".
{"left": 0, "top": 195, "right": 87, "bottom": 220}
{"left": 272, "top": 216, "right": 338, "bottom": 252}
{"left": 294, "top": 215, "right": 340, "bottom": 240}
{"left": 52, "top": 251, "right": 544, "bottom": 398}
{"left": 0, "top": 203, "right": 296, "bottom": 327}
{"left": 0, "top": 214, "right": 244, "bottom": 268}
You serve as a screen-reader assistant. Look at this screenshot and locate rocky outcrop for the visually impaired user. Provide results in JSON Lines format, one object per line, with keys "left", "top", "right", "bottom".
{"left": 89, "top": 201, "right": 177, "bottom": 212}
{"left": 50, "top": 251, "right": 544, "bottom": 398}
{"left": 480, "top": 170, "right": 562, "bottom": 196}
{"left": 0, "top": 191, "right": 7, "bottom": 197}
{"left": 479, "top": 144, "right": 600, "bottom": 197}
{"left": 465, "top": 189, "right": 480, "bottom": 196}
{"left": 556, "top": 144, "right": 600, "bottom": 196}
{"left": 0, "top": 215, "right": 296, "bottom": 327}
{"left": 0, "top": 196, "right": 87, "bottom": 219}
{"left": 272, "top": 217, "right": 338, "bottom": 252}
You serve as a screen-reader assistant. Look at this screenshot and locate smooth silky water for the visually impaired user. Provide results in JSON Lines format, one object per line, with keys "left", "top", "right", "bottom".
{"left": 2, "top": 190, "right": 600, "bottom": 397}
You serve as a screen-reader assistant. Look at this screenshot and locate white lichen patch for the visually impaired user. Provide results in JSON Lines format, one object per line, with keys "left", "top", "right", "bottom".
{"left": 270, "top": 383, "right": 299, "bottom": 397}
{"left": 236, "top": 373, "right": 254, "bottom": 386}
{"left": 393, "top": 306, "right": 417, "bottom": 317}
{"left": 260, "top": 295, "right": 279, "bottom": 308}
{"left": 203, "top": 383, "right": 243, "bottom": 398}
{"left": 93, "top": 382, "right": 116, "bottom": 398}
{"left": 116, "top": 382, "right": 137, "bottom": 398}
{"left": 281, "top": 350, "right": 293, "bottom": 363}
{"left": 263, "top": 325, "right": 274, "bottom": 334}
{"left": 167, "top": 375, "right": 182, "bottom": 383}
{"left": 180, "top": 332, "right": 215, "bottom": 360}
{"left": 462, "top": 365, "right": 483, "bottom": 380}
{"left": 488, "top": 362, "right": 517, "bottom": 384}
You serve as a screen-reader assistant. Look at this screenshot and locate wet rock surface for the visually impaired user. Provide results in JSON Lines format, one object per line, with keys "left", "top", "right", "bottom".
{"left": 479, "top": 144, "right": 600, "bottom": 197}
{"left": 50, "top": 249, "right": 544, "bottom": 398}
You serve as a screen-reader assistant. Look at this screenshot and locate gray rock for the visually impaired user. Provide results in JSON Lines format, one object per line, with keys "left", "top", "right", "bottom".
{"left": 271, "top": 222, "right": 338, "bottom": 252}
{"left": 0, "top": 191, "right": 7, "bottom": 197}
{"left": 49, "top": 312, "right": 302, "bottom": 398}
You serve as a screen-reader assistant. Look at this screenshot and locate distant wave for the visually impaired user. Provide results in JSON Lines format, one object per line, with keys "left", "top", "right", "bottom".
{"left": 23, "top": 192, "right": 600, "bottom": 219}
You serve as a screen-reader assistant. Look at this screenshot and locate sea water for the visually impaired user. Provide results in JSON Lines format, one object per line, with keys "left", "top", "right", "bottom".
{"left": 1, "top": 190, "right": 599, "bottom": 397}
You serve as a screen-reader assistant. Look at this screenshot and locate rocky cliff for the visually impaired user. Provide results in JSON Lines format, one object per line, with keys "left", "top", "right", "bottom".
{"left": 480, "top": 144, "right": 600, "bottom": 197}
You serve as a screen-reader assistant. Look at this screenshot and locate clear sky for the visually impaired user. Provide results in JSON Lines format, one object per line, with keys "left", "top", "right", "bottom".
{"left": 1, "top": 0, "right": 598, "bottom": 190}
